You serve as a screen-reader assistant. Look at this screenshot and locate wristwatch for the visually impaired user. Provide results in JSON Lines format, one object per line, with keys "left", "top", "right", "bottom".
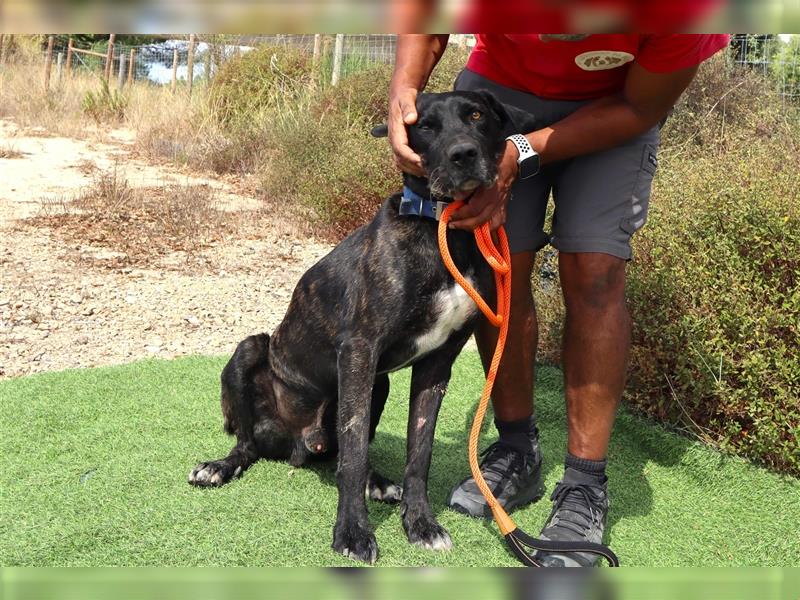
{"left": 506, "top": 134, "right": 540, "bottom": 180}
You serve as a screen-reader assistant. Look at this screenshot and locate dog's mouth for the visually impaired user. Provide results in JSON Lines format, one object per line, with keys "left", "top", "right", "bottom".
{"left": 428, "top": 165, "right": 497, "bottom": 199}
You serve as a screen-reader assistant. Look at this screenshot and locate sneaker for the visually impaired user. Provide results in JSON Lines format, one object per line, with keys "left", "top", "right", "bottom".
{"left": 447, "top": 441, "right": 544, "bottom": 519}
{"left": 535, "top": 467, "right": 609, "bottom": 567}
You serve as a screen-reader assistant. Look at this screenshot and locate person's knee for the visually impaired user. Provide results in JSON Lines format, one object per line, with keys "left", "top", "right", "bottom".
{"left": 560, "top": 253, "right": 626, "bottom": 313}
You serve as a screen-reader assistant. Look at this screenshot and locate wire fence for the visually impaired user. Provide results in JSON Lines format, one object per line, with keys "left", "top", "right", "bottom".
{"left": 16, "top": 34, "right": 800, "bottom": 102}
{"left": 730, "top": 34, "right": 800, "bottom": 101}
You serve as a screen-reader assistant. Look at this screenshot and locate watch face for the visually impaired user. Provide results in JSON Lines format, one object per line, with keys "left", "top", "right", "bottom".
{"left": 519, "top": 153, "right": 540, "bottom": 179}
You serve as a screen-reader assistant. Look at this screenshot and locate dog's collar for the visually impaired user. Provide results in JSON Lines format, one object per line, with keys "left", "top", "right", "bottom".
{"left": 399, "top": 186, "right": 450, "bottom": 222}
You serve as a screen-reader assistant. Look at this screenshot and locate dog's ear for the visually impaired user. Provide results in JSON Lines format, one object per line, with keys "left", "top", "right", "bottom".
{"left": 476, "top": 89, "right": 538, "bottom": 137}
{"left": 370, "top": 124, "right": 388, "bottom": 138}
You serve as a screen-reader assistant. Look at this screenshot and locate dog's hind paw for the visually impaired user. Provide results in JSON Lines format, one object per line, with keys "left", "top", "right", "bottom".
{"left": 332, "top": 521, "right": 379, "bottom": 565}
{"left": 366, "top": 470, "right": 403, "bottom": 503}
{"left": 405, "top": 516, "right": 453, "bottom": 552}
{"left": 188, "top": 461, "right": 243, "bottom": 487}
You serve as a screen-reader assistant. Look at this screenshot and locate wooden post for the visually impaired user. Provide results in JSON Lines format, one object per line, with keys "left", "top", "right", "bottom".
{"left": 127, "top": 48, "right": 135, "bottom": 84}
{"left": 65, "top": 37, "right": 73, "bottom": 75}
{"left": 104, "top": 34, "right": 115, "bottom": 81}
{"left": 331, "top": 34, "right": 344, "bottom": 86}
{"left": 170, "top": 47, "right": 179, "bottom": 93}
{"left": 44, "top": 35, "right": 55, "bottom": 92}
{"left": 0, "top": 35, "right": 6, "bottom": 67}
{"left": 313, "top": 34, "right": 321, "bottom": 66}
{"left": 204, "top": 45, "right": 212, "bottom": 82}
{"left": 56, "top": 51, "right": 63, "bottom": 81}
{"left": 311, "top": 34, "right": 322, "bottom": 87}
{"left": 117, "top": 53, "right": 126, "bottom": 89}
{"left": 187, "top": 34, "right": 196, "bottom": 96}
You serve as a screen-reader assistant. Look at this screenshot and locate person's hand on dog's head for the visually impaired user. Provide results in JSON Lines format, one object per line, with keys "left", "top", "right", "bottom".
{"left": 388, "top": 87, "right": 426, "bottom": 177}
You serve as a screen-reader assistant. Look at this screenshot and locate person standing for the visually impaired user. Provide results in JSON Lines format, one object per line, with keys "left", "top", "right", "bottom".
{"left": 387, "top": 32, "right": 730, "bottom": 566}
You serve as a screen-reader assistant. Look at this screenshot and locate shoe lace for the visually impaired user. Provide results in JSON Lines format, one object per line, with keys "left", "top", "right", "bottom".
{"left": 546, "top": 481, "right": 605, "bottom": 538}
{"left": 479, "top": 441, "right": 527, "bottom": 488}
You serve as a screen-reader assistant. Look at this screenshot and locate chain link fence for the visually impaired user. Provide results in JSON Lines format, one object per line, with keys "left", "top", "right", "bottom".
{"left": 730, "top": 34, "right": 800, "bottom": 101}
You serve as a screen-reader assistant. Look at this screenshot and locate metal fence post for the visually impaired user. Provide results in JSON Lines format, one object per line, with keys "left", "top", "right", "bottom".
{"left": 331, "top": 34, "right": 344, "bottom": 86}
{"left": 118, "top": 53, "right": 127, "bottom": 89}
{"left": 171, "top": 48, "right": 179, "bottom": 93}
{"left": 56, "top": 51, "right": 63, "bottom": 81}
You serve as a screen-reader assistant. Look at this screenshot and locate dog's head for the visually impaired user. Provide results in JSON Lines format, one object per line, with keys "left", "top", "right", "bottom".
{"left": 372, "top": 90, "right": 533, "bottom": 197}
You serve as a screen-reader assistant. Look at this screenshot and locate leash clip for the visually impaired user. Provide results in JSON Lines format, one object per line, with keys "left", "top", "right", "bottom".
{"left": 432, "top": 201, "right": 448, "bottom": 221}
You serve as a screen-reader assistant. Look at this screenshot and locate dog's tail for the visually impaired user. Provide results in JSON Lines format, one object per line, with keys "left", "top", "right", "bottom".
{"left": 220, "top": 333, "right": 271, "bottom": 437}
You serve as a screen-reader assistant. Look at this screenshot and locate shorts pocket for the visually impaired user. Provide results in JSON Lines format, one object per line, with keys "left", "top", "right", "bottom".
{"left": 620, "top": 143, "right": 658, "bottom": 236}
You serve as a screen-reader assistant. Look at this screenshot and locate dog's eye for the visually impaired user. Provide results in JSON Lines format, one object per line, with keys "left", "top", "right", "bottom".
{"left": 470, "top": 111, "right": 482, "bottom": 121}
{"left": 417, "top": 123, "right": 432, "bottom": 131}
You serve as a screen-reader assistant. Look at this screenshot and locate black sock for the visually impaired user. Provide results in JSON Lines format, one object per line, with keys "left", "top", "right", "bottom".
{"left": 495, "top": 415, "right": 539, "bottom": 457}
{"left": 565, "top": 452, "right": 607, "bottom": 485}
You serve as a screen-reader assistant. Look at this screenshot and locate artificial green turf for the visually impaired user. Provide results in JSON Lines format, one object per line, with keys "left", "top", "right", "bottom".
{"left": 1, "top": 352, "right": 798, "bottom": 567}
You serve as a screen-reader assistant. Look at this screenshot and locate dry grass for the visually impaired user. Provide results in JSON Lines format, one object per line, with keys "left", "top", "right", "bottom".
{"left": 29, "top": 168, "right": 246, "bottom": 267}
{"left": 0, "top": 142, "right": 25, "bottom": 158}
{"left": 0, "top": 55, "right": 211, "bottom": 151}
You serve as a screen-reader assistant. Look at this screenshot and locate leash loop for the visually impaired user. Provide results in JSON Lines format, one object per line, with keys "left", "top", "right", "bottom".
{"left": 437, "top": 200, "right": 619, "bottom": 568}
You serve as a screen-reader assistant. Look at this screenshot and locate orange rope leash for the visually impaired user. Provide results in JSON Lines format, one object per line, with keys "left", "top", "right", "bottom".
{"left": 437, "top": 200, "right": 518, "bottom": 536}
{"left": 436, "top": 201, "right": 620, "bottom": 568}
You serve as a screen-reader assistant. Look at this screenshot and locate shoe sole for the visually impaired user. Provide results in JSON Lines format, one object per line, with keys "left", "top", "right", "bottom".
{"left": 449, "top": 471, "right": 546, "bottom": 520}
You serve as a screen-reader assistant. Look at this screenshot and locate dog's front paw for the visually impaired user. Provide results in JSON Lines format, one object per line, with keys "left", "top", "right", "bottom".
{"left": 332, "top": 520, "right": 378, "bottom": 565}
{"left": 188, "top": 460, "right": 242, "bottom": 487}
{"left": 404, "top": 514, "right": 453, "bottom": 551}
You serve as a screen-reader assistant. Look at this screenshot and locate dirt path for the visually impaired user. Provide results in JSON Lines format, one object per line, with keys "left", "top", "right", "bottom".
{"left": 0, "top": 119, "right": 332, "bottom": 378}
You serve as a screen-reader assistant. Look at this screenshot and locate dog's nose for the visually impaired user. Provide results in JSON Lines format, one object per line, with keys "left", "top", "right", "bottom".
{"left": 448, "top": 142, "right": 478, "bottom": 166}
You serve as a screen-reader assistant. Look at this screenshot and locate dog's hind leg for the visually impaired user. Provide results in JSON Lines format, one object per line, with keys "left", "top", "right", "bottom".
{"left": 331, "top": 338, "right": 379, "bottom": 564}
{"left": 189, "top": 333, "right": 281, "bottom": 487}
{"left": 188, "top": 442, "right": 256, "bottom": 487}
{"left": 365, "top": 373, "right": 403, "bottom": 503}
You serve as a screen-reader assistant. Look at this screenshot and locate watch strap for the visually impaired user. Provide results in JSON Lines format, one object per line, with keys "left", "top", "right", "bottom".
{"left": 506, "top": 134, "right": 540, "bottom": 179}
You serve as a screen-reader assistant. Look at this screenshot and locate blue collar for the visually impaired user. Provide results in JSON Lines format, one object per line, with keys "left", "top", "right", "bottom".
{"left": 399, "top": 186, "right": 450, "bottom": 221}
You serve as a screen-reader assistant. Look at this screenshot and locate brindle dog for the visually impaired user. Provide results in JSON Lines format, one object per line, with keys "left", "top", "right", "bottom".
{"left": 188, "top": 90, "right": 537, "bottom": 564}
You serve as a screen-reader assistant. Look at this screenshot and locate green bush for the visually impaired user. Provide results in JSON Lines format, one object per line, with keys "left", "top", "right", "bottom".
{"left": 625, "top": 134, "right": 799, "bottom": 475}
{"left": 82, "top": 79, "right": 128, "bottom": 122}
{"left": 209, "top": 45, "right": 315, "bottom": 129}
{"left": 261, "top": 47, "right": 470, "bottom": 238}
{"left": 263, "top": 63, "right": 396, "bottom": 238}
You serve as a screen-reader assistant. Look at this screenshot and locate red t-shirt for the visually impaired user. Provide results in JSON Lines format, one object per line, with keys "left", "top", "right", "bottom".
{"left": 466, "top": 34, "right": 731, "bottom": 100}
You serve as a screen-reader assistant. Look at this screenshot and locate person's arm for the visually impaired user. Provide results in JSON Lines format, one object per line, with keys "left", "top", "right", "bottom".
{"left": 388, "top": 34, "right": 450, "bottom": 176}
{"left": 448, "top": 61, "right": 700, "bottom": 231}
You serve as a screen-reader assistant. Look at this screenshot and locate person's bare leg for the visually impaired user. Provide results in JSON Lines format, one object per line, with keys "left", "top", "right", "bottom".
{"left": 474, "top": 251, "right": 538, "bottom": 421}
{"left": 558, "top": 252, "right": 629, "bottom": 460}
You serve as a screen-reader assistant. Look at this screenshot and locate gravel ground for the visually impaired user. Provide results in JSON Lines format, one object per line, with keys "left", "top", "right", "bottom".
{"left": 0, "top": 119, "right": 331, "bottom": 378}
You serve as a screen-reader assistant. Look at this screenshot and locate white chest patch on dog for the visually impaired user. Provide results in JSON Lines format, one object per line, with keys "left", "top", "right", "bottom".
{"left": 412, "top": 278, "right": 478, "bottom": 359}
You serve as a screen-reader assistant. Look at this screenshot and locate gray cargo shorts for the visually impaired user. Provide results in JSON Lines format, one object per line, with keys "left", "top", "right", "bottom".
{"left": 454, "top": 68, "right": 660, "bottom": 260}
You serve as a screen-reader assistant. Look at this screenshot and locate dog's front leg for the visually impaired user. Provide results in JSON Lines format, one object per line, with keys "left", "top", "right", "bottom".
{"left": 401, "top": 355, "right": 456, "bottom": 551}
{"left": 331, "top": 337, "right": 379, "bottom": 565}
